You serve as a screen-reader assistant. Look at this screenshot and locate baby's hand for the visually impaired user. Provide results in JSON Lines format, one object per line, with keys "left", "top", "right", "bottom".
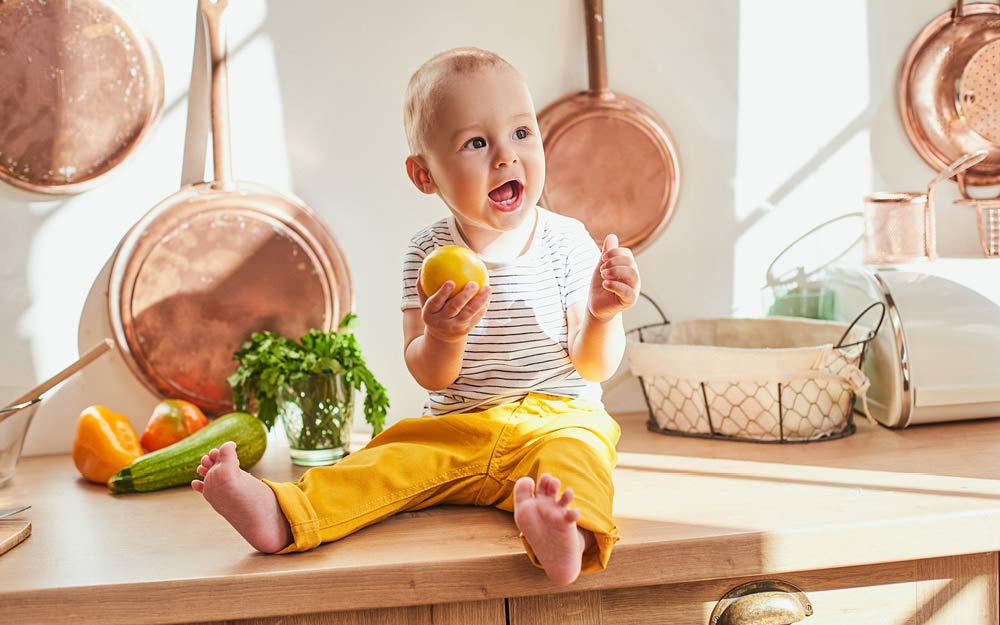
{"left": 417, "top": 273, "right": 492, "bottom": 343}
{"left": 588, "top": 234, "right": 641, "bottom": 322}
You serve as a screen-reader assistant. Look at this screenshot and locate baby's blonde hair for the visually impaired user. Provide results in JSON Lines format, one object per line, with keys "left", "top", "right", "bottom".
{"left": 403, "top": 47, "right": 517, "bottom": 155}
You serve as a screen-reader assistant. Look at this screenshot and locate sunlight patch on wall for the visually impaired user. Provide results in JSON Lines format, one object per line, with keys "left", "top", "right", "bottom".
{"left": 733, "top": 130, "right": 871, "bottom": 316}
{"left": 732, "top": 0, "right": 871, "bottom": 315}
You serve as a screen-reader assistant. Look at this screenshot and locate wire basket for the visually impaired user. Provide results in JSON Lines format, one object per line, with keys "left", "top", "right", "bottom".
{"left": 626, "top": 298, "right": 885, "bottom": 443}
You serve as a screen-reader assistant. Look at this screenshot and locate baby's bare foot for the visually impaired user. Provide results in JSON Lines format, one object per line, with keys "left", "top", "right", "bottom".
{"left": 513, "top": 473, "right": 586, "bottom": 586}
{"left": 192, "top": 441, "right": 292, "bottom": 553}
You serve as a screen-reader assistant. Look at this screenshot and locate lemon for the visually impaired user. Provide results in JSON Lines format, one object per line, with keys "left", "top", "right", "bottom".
{"left": 420, "top": 245, "right": 489, "bottom": 298}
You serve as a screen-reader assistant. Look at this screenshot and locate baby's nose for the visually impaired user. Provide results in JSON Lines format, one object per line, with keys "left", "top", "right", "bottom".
{"left": 494, "top": 147, "right": 518, "bottom": 168}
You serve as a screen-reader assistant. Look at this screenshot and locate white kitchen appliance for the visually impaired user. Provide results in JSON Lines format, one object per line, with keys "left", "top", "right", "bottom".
{"left": 825, "top": 259, "right": 1000, "bottom": 427}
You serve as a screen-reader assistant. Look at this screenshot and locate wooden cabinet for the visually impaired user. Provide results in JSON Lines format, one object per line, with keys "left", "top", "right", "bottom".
{"left": 219, "top": 599, "right": 506, "bottom": 625}
{"left": 508, "top": 553, "right": 999, "bottom": 625}
{"left": 199, "top": 553, "right": 999, "bottom": 625}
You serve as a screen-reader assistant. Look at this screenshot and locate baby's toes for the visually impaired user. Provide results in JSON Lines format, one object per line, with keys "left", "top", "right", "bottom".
{"left": 513, "top": 476, "right": 535, "bottom": 504}
{"left": 191, "top": 479, "right": 204, "bottom": 493}
{"left": 196, "top": 462, "right": 209, "bottom": 477}
{"left": 538, "top": 474, "right": 561, "bottom": 498}
{"left": 558, "top": 487, "right": 574, "bottom": 508}
{"left": 208, "top": 447, "right": 221, "bottom": 462}
{"left": 217, "top": 440, "right": 239, "bottom": 463}
{"left": 540, "top": 499, "right": 574, "bottom": 524}
{"left": 563, "top": 507, "right": 580, "bottom": 524}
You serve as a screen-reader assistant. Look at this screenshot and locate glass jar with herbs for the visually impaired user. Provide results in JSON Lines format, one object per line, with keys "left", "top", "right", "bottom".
{"left": 228, "top": 315, "right": 388, "bottom": 466}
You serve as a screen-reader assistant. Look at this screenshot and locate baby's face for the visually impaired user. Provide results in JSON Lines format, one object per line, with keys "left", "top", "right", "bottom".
{"left": 422, "top": 67, "right": 544, "bottom": 234}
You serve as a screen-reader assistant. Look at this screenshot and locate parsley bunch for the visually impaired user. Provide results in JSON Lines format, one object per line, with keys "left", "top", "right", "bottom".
{"left": 227, "top": 314, "right": 388, "bottom": 435}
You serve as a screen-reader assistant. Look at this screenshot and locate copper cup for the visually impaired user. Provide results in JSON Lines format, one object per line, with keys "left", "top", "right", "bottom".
{"left": 864, "top": 150, "right": 988, "bottom": 265}
{"left": 863, "top": 192, "right": 934, "bottom": 265}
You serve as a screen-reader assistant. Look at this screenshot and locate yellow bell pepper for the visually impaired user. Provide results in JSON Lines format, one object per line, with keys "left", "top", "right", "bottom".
{"left": 72, "top": 405, "right": 142, "bottom": 484}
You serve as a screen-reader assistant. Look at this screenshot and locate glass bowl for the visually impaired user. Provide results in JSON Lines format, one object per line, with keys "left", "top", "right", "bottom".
{"left": 0, "top": 398, "right": 41, "bottom": 487}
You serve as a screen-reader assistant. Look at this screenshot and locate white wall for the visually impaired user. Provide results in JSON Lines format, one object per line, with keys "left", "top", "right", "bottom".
{"left": 6, "top": 0, "right": 987, "bottom": 455}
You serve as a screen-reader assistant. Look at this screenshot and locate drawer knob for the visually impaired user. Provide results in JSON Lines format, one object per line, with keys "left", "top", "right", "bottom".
{"left": 709, "top": 580, "right": 813, "bottom": 625}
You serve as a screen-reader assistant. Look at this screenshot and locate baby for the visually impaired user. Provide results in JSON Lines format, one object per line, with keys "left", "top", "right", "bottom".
{"left": 193, "top": 47, "right": 641, "bottom": 586}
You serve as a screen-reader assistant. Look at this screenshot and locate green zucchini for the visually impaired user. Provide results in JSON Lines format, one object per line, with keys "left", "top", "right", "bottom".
{"left": 108, "top": 411, "right": 267, "bottom": 494}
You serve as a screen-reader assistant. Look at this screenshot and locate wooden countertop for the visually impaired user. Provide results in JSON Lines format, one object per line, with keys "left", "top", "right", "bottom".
{"left": 3, "top": 411, "right": 1000, "bottom": 624}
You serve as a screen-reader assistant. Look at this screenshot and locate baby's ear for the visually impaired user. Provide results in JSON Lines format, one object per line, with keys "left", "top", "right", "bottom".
{"left": 405, "top": 156, "right": 436, "bottom": 194}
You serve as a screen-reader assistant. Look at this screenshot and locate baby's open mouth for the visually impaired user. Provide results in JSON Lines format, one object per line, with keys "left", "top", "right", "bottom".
{"left": 487, "top": 180, "right": 524, "bottom": 212}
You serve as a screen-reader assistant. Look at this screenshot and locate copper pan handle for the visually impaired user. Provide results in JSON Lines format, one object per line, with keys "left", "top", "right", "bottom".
{"left": 181, "top": 2, "right": 211, "bottom": 187}
{"left": 584, "top": 0, "right": 608, "bottom": 94}
{"left": 927, "top": 149, "right": 989, "bottom": 192}
{"left": 957, "top": 167, "right": 1000, "bottom": 201}
{"left": 923, "top": 151, "right": 987, "bottom": 258}
{"left": 936, "top": 149, "right": 991, "bottom": 202}
{"left": 954, "top": 0, "right": 999, "bottom": 19}
{"left": 200, "top": 0, "right": 234, "bottom": 190}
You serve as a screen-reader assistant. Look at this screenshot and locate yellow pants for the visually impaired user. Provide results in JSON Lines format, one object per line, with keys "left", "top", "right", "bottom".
{"left": 263, "top": 393, "right": 622, "bottom": 574}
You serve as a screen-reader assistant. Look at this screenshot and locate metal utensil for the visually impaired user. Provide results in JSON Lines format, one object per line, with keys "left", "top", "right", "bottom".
{"left": 0, "top": 506, "right": 29, "bottom": 520}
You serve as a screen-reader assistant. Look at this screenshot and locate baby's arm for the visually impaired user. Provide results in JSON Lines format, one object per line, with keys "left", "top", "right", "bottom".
{"left": 403, "top": 280, "right": 492, "bottom": 391}
{"left": 567, "top": 234, "right": 639, "bottom": 382}
{"left": 567, "top": 302, "right": 626, "bottom": 382}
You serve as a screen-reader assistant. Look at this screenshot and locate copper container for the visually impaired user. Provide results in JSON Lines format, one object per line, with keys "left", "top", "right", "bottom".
{"left": 0, "top": 0, "right": 163, "bottom": 195}
{"left": 864, "top": 151, "right": 987, "bottom": 265}
{"left": 864, "top": 193, "right": 934, "bottom": 265}
{"left": 955, "top": 197, "right": 1000, "bottom": 256}
{"left": 106, "top": 0, "right": 353, "bottom": 415}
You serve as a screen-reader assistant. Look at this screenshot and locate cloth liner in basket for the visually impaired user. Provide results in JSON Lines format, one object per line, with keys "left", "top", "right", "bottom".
{"left": 627, "top": 310, "right": 881, "bottom": 443}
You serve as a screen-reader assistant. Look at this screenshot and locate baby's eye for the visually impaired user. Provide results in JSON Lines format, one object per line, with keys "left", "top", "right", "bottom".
{"left": 513, "top": 127, "right": 529, "bottom": 140}
{"left": 463, "top": 137, "right": 487, "bottom": 149}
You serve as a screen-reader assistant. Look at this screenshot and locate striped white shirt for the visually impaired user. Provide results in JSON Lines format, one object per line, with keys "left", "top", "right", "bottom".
{"left": 401, "top": 207, "right": 603, "bottom": 416}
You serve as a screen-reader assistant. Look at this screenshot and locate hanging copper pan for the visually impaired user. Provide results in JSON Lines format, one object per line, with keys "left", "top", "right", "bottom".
{"left": 107, "top": 0, "right": 353, "bottom": 416}
{"left": 537, "top": 0, "right": 680, "bottom": 253}
{"left": 0, "top": 0, "right": 163, "bottom": 195}
{"left": 900, "top": 0, "right": 1000, "bottom": 186}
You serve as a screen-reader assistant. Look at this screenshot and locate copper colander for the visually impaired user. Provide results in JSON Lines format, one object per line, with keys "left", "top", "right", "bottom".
{"left": 900, "top": 0, "right": 1000, "bottom": 185}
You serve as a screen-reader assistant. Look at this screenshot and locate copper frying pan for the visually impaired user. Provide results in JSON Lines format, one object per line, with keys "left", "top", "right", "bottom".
{"left": 106, "top": 0, "right": 353, "bottom": 415}
{"left": 0, "top": 0, "right": 163, "bottom": 196}
{"left": 537, "top": 0, "right": 680, "bottom": 253}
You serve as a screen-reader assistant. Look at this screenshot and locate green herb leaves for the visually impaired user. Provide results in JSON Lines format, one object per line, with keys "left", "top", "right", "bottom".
{"left": 227, "top": 314, "right": 388, "bottom": 435}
